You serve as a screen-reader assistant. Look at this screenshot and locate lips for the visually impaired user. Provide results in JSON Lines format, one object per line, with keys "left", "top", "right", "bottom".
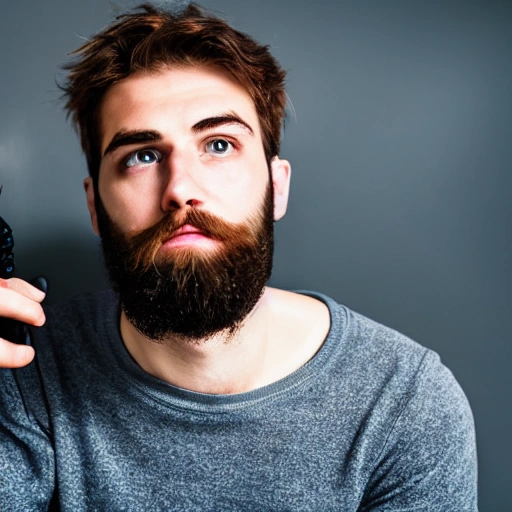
{"left": 168, "top": 224, "right": 208, "bottom": 240}
{"left": 161, "top": 224, "right": 217, "bottom": 250}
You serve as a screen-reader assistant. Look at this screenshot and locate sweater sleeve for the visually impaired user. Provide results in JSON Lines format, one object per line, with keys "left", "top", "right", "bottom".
{"left": 0, "top": 364, "right": 55, "bottom": 510}
{"left": 359, "top": 352, "right": 478, "bottom": 512}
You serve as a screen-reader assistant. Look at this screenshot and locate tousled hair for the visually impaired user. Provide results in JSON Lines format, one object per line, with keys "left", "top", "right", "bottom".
{"left": 61, "top": 3, "right": 287, "bottom": 183}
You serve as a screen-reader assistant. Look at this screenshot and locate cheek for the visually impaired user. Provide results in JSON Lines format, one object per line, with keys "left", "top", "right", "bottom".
{"left": 222, "top": 179, "right": 269, "bottom": 224}
{"left": 99, "top": 174, "right": 162, "bottom": 231}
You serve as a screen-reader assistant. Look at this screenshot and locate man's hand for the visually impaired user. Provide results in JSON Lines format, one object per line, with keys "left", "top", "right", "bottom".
{"left": 0, "top": 278, "right": 46, "bottom": 368}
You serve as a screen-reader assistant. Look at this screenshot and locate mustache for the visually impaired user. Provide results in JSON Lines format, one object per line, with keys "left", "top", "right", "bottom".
{"left": 124, "top": 208, "right": 256, "bottom": 272}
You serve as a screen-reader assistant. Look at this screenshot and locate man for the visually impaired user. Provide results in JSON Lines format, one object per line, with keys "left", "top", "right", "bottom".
{"left": 0, "top": 3, "right": 477, "bottom": 510}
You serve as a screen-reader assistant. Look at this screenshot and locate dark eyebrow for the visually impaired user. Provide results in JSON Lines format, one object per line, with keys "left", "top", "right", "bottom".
{"left": 103, "top": 130, "right": 162, "bottom": 157}
{"left": 192, "top": 114, "right": 254, "bottom": 135}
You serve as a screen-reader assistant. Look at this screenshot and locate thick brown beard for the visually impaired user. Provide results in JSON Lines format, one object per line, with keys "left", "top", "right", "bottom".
{"left": 96, "top": 183, "right": 274, "bottom": 341}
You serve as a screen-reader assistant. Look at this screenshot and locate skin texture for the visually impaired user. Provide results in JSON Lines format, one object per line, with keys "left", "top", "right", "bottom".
{"left": 84, "top": 65, "right": 329, "bottom": 394}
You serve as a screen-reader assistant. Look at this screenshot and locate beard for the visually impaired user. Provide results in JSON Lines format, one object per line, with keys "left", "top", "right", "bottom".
{"left": 96, "top": 183, "right": 274, "bottom": 342}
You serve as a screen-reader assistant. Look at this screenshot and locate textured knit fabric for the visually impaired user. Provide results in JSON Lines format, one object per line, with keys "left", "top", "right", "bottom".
{"left": 0, "top": 290, "right": 477, "bottom": 511}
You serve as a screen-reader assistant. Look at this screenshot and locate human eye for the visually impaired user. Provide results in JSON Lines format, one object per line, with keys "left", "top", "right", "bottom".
{"left": 124, "top": 149, "right": 163, "bottom": 168}
{"left": 205, "top": 138, "right": 234, "bottom": 158}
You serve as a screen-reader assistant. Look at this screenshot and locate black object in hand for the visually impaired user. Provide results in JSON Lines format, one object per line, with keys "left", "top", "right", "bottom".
{"left": 0, "top": 186, "right": 47, "bottom": 344}
{"left": 0, "top": 191, "right": 15, "bottom": 279}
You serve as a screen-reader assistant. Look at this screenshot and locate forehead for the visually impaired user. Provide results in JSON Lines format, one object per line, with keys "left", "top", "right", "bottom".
{"left": 98, "top": 65, "right": 261, "bottom": 152}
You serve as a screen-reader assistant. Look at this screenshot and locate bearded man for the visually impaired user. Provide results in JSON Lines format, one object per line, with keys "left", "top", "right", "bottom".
{"left": 0, "top": 3, "right": 477, "bottom": 510}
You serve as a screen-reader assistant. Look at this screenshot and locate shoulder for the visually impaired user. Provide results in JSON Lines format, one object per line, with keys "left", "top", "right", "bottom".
{"left": 297, "top": 290, "right": 434, "bottom": 388}
{"left": 346, "top": 304, "right": 473, "bottom": 423}
{"left": 322, "top": 292, "right": 473, "bottom": 424}
{"left": 302, "top": 291, "right": 477, "bottom": 510}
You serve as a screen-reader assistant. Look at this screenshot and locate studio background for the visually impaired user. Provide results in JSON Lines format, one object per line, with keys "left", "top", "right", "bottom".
{"left": 1, "top": 1, "right": 510, "bottom": 510}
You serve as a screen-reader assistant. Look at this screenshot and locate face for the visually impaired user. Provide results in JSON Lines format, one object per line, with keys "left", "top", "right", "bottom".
{"left": 84, "top": 65, "right": 291, "bottom": 340}
{"left": 86, "top": 65, "right": 290, "bottom": 240}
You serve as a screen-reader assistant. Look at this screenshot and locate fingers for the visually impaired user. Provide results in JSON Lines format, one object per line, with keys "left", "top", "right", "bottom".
{"left": 0, "top": 278, "right": 46, "bottom": 327}
{"left": 0, "top": 337, "right": 35, "bottom": 368}
{"left": 0, "top": 277, "right": 45, "bottom": 368}
{"left": 1, "top": 277, "right": 46, "bottom": 303}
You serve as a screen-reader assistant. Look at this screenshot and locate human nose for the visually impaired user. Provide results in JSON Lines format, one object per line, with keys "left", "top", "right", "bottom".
{"left": 160, "top": 150, "right": 205, "bottom": 212}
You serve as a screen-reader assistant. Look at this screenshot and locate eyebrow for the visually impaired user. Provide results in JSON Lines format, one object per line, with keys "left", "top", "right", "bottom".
{"left": 103, "top": 130, "right": 162, "bottom": 157}
{"left": 191, "top": 113, "right": 254, "bottom": 135}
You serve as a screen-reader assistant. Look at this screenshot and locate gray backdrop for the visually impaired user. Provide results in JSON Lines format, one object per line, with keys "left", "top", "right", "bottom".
{"left": 1, "top": 1, "right": 510, "bottom": 510}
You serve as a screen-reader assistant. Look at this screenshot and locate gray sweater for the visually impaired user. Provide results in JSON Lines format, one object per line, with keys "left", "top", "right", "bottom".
{"left": 0, "top": 290, "right": 477, "bottom": 511}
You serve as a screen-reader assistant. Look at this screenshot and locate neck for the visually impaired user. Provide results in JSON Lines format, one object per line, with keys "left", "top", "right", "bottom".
{"left": 121, "top": 287, "right": 332, "bottom": 395}
{"left": 120, "top": 288, "right": 274, "bottom": 394}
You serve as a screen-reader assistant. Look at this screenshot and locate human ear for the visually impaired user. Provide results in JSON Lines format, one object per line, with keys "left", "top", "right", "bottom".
{"left": 83, "top": 177, "right": 100, "bottom": 236}
{"left": 270, "top": 157, "right": 291, "bottom": 221}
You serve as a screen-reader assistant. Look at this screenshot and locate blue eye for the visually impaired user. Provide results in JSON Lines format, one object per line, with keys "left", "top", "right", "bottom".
{"left": 205, "top": 139, "right": 234, "bottom": 157}
{"left": 125, "top": 149, "right": 162, "bottom": 168}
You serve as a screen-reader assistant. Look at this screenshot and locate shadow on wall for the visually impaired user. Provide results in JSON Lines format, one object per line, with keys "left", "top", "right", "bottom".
{"left": 15, "top": 233, "right": 109, "bottom": 306}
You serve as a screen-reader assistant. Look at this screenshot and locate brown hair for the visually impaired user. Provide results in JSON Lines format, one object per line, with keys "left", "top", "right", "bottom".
{"left": 61, "top": 3, "right": 287, "bottom": 183}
